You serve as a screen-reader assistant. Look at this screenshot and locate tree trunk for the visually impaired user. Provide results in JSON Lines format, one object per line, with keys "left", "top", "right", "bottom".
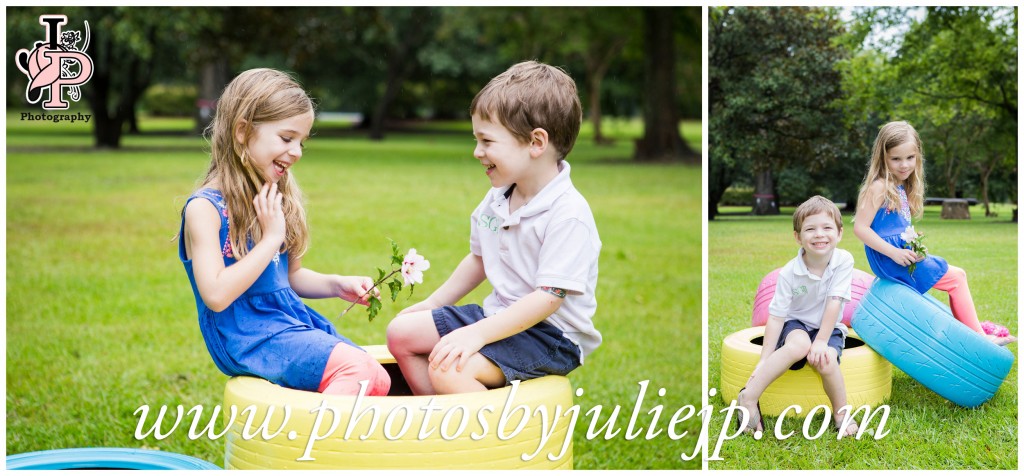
{"left": 980, "top": 158, "right": 996, "bottom": 217}
{"left": 126, "top": 104, "right": 139, "bottom": 134}
{"left": 588, "top": 74, "right": 610, "bottom": 145}
{"left": 368, "top": 9, "right": 428, "bottom": 141}
{"left": 843, "top": 198, "right": 858, "bottom": 213}
{"left": 587, "top": 38, "right": 625, "bottom": 146}
{"left": 709, "top": 159, "right": 733, "bottom": 221}
{"left": 196, "top": 59, "right": 230, "bottom": 133}
{"left": 752, "top": 169, "right": 779, "bottom": 215}
{"left": 86, "top": 32, "right": 123, "bottom": 148}
{"left": 634, "top": 8, "right": 699, "bottom": 163}
{"left": 369, "top": 66, "right": 405, "bottom": 141}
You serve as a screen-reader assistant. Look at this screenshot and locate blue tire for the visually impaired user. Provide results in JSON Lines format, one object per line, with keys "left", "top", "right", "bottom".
{"left": 851, "top": 278, "right": 1014, "bottom": 408}
{"left": 5, "top": 448, "right": 221, "bottom": 470}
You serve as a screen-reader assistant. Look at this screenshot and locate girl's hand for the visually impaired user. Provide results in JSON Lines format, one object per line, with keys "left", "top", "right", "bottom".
{"left": 888, "top": 247, "right": 922, "bottom": 267}
{"left": 254, "top": 182, "right": 286, "bottom": 247}
{"left": 334, "top": 275, "right": 380, "bottom": 306}
{"left": 429, "top": 326, "right": 486, "bottom": 372}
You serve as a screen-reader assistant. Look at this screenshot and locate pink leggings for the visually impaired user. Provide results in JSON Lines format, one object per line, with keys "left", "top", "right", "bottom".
{"left": 932, "top": 265, "right": 984, "bottom": 334}
{"left": 317, "top": 343, "right": 391, "bottom": 396}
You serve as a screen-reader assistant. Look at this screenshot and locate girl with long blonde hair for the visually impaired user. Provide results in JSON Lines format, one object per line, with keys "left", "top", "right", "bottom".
{"left": 853, "top": 121, "right": 1015, "bottom": 345}
{"left": 178, "top": 68, "right": 391, "bottom": 394}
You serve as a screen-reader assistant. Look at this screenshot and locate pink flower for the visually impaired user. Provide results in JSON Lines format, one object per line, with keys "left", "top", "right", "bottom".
{"left": 401, "top": 248, "right": 430, "bottom": 286}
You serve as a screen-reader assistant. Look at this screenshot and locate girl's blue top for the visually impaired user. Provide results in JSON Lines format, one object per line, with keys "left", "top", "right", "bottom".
{"left": 864, "top": 185, "right": 948, "bottom": 294}
{"left": 179, "top": 188, "right": 357, "bottom": 391}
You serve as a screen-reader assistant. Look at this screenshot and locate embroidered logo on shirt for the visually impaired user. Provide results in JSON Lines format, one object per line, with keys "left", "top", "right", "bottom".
{"left": 477, "top": 214, "right": 500, "bottom": 233}
{"left": 792, "top": 285, "right": 808, "bottom": 297}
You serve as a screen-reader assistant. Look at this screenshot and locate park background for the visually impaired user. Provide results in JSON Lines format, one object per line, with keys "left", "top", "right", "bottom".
{"left": 708, "top": 7, "right": 1017, "bottom": 470}
{"left": 5, "top": 6, "right": 702, "bottom": 470}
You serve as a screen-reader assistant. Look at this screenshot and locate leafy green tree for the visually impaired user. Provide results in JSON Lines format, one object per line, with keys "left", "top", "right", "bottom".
{"left": 8, "top": 7, "right": 205, "bottom": 147}
{"left": 555, "top": 8, "right": 640, "bottom": 145}
{"left": 895, "top": 7, "right": 1017, "bottom": 216}
{"left": 709, "top": 7, "right": 851, "bottom": 217}
{"left": 843, "top": 7, "right": 1017, "bottom": 217}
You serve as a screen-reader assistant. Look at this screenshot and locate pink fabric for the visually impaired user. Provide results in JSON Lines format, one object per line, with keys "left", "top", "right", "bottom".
{"left": 932, "top": 265, "right": 984, "bottom": 334}
{"left": 317, "top": 343, "right": 391, "bottom": 396}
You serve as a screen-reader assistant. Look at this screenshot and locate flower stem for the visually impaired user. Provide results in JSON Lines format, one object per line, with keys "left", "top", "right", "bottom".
{"left": 338, "top": 269, "right": 400, "bottom": 318}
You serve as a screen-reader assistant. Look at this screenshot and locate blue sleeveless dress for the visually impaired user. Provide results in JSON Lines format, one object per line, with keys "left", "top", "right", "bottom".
{"left": 864, "top": 185, "right": 948, "bottom": 294}
{"left": 179, "top": 188, "right": 360, "bottom": 391}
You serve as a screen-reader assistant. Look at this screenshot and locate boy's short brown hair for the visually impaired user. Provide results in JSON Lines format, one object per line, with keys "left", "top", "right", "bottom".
{"left": 793, "top": 195, "right": 843, "bottom": 232}
{"left": 470, "top": 61, "right": 582, "bottom": 161}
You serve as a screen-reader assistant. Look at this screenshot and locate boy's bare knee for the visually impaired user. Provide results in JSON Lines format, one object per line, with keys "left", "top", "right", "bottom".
{"left": 385, "top": 319, "right": 406, "bottom": 348}
{"left": 386, "top": 315, "right": 419, "bottom": 351}
{"left": 427, "top": 365, "right": 462, "bottom": 393}
{"left": 427, "top": 356, "right": 503, "bottom": 393}
{"left": 782, "top": 332, "right": 811, "bottom": 356}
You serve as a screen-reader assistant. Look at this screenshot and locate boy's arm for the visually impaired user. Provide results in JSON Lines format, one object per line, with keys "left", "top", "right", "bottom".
{"left": 807, "top": 255, "right": 853, "bottom": 367}
{"left": 398, "top": 253, "right": 486, "bottom": 315}
{"left": 429, "top": 288, "right": 563, "bottom": 372}
{"left": 806, "top": 298, "right": 842, "bottom": 367}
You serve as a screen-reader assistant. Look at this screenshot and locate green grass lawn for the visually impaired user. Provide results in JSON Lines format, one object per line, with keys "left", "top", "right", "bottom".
{"left": 708, "top": 206, "right": 1018, "bottom": 469}
{"left": 5, "top": 114, "right": 702, "bottom": 469}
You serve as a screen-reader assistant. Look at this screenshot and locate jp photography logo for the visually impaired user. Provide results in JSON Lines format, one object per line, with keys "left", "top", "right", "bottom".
{"left": 15, "top": 14, "right": 94, "bottom": 123}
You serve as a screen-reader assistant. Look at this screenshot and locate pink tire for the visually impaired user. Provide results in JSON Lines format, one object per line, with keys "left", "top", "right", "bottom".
{"left": 751, "top": 267, "right": 874, "bottom": 327}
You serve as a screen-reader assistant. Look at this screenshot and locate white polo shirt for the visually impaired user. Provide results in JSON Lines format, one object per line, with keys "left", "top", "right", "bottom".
{"left": 469, "top": 161, "right": 602, "bottom": 360}
{"left": 767, "top": 247, "right": 853, "bottom": 335}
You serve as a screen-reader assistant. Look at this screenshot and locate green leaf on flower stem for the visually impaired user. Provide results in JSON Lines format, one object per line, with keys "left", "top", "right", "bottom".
{"left": 377, "top": 267, "right": 386, "bottom": 282}
{"left": 390, "top": 240, "right": 402, "bottom": 266}
{"left": 388, "top": 279, "right": 401, "bottom": 302}
{"left": 367, "top": 295, "right": 382, "bottom": 322}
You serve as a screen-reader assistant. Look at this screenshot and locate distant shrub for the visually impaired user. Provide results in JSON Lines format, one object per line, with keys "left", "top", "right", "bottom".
{"left": 721, "top": 186, "right": 753, "bottom": 206}
{"left": 141, "top": 84, "right": 197, "bottom": 117}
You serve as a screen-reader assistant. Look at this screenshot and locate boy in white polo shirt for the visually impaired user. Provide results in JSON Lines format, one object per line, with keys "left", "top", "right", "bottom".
{"left": 386, "top": 61, "right": 601, "bottom": 395}
{"left": 736, "top": 196, "right": 860, "bottom": 437}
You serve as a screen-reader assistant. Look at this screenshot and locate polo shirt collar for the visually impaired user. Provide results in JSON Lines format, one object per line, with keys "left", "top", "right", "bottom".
{"left": 793, "top": 247, "right": 839, "bottom": 279}
{"left": 488, "top": 161, "right": 574, "bottom": 227}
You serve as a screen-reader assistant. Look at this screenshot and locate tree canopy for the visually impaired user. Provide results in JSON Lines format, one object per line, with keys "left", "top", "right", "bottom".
{"left": 7, "top": 6, "right": 701, "bottom": 158}
{"left": 711, "top": 6, "right": 1017, "bottom": 219}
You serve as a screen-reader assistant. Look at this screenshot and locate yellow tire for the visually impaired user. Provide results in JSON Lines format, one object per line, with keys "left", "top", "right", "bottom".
{"left": 222, "top": 345, "right": 574, "bottom": 469}
{"left": 719, "top": 327, "right": 892, "bottom": 417}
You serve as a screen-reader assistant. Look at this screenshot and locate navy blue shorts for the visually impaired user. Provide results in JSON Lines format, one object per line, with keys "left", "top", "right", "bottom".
{"left": 432, "top": 304, "right": 581, "bottom": 385}
{"left": 776, "top": 319, "right": 845, "bottom": 371}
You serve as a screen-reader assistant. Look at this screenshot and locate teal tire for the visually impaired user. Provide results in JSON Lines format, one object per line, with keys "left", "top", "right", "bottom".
{"left": 5, "top": 448, "right": 220, "bottom": 470}
{"left": 852, "top": 278, "right": 1014, "bottom": 407}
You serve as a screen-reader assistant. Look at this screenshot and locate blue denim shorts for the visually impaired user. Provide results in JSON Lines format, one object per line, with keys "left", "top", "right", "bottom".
{"left": 776, "top": 319, "right": 845, "bottom": 371}
{"left": 432, "top": 304, "right": 581, "bottom": 385}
